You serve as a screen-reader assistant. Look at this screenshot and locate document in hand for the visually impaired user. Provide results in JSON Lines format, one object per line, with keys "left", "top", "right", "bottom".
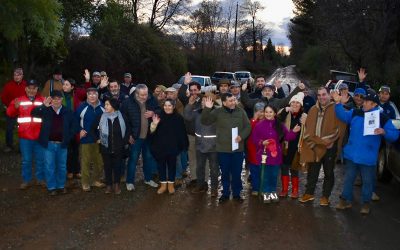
{"left": 363, "top": 110, "right": 380, "bottom": 136}
{"left": 232, "top": 127, "right": 239, "bottom": 151}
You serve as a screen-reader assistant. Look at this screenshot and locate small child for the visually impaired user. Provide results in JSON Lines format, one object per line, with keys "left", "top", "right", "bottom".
{"left": 252, "top": 105, "right": 300, "bottom": 203}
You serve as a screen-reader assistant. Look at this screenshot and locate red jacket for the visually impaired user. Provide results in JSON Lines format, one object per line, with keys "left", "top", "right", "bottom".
{"left": 1, "top": 79, "right": 27, "bottom": 107}
{"left": 246, "top": 119, "right": 261, "bottom": 165}
{"left": 6, "top": 94, "right": 45, "bottom": 140}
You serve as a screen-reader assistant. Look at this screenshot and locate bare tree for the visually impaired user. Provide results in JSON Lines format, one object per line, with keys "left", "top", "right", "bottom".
{"left": 240, "top": 0, "right": 264, "bottom": 63}
{"left": 148, "top": 0, "right": 190, "bottom": 31}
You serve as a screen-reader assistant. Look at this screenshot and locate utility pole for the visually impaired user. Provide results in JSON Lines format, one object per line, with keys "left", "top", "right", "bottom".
{"left": 232, "top": 1, "right": 239, "bottom": 70}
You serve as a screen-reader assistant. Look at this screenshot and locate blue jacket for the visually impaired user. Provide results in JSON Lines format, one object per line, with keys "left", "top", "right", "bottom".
{"left": 380, "top": 102, "right": 397, "bottom": 120}
{"left": 335, "top": 103, "right": 399, "bottom": 166}
{"left": 75, "top": 101, "right": 105, "bottom": 144}
{"left": 31, "top": 105, "right": 77, "bottom": 148}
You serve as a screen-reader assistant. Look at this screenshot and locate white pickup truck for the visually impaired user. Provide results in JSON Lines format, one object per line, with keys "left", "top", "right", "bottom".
{"left": 176, "top": 75, "right": 217, "bottom": 93}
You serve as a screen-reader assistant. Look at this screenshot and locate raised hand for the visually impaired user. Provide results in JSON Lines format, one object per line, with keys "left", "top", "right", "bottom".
{"left": 300, "top": 113, "right": 307, "bottom": 125}
{"left": 84, "top": 69, "right": 90, "bottom": 82}
{"left": 99, "top": 76, "right": 109, "bottom": 88}
{"left": 188, "top": 95, "right": 197, "bottom": 105}
{"left": 14, "top": 98, "right": 21, "bottom": 109}
{"left": 43, "top": 97, "right": 52, "bottom": 107}
{"left": 204, "top": 96, "right": 214, "bottom": 108}
{"left": 152, "top": 114, "right": 160, "bottom": 125}
{"left": 241, "top": 82, "right": 248, "bottom": 91}
{"left": 184, "top": 72, "right": 192, "bottom": 85}
{"left": 358, "top": 68, "right": 367, "bottom": 82}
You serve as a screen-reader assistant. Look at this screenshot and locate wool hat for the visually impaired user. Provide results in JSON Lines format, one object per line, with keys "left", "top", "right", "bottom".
{"left": 253, "top": 102, "right": 265, "bottom": 113}
{"left": 338, "top": 83, "right": 348, "bottom": 90}
{"left": 230, "top": 82, "right": 240, "bottom": 88}
{"left": 289, "top": 92, "right": 305, "bottom": 106}
{"left": 165, "top": 87, "right": 177, "bottom": 92}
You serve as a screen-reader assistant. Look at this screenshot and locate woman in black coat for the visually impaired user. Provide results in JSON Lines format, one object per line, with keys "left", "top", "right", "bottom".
{"left": 92, "top": 98, "right": 130, "bottom": 194}
{"left": 149, "top": 99, "right": 189, "bottom": 194}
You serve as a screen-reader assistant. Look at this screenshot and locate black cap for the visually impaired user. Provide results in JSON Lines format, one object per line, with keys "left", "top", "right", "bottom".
{"left": 365, "top": 89, "right": 380, "bottom": 104}
{"left": 50, "top": 90, "right": 63, "bottom": 98}
{"left": 86, "top": 87, "right": 98, "bottom": 93}
{"left": 27, "top": 79, "right": 38, "bottom": 86}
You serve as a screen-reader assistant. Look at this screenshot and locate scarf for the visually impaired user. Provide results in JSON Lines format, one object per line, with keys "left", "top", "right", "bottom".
{"left": 99, "top": 111, "right": 126, "bottom": 148}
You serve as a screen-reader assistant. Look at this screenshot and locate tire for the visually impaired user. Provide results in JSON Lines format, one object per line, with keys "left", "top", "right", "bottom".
{"left": 377, "top": 148, "right": 392, "bottom": 183}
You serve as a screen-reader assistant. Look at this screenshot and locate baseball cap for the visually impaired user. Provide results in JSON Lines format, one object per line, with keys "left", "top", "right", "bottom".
{"left": 230, "top": 82, "right": 240, "bottom": 88}
{"left": 124, "top": 73, "right": 132, "bottom": 78}
{"left": 100, "top": 71, "right": 107, "bottom": 77}
{"left": 262, "top": 84, "right": 276, "bottom": 91}
{"left": 365, "top": 89, "right": 380, "bottom": 104}
{"left": 92, "top": 71, "right": 101, "bottom": 77}
{"left": 26, "top": 79, "right": 38, "bottom": 86}
{"left": 165, "top": 87, "right": 177, "bottom": 92}
{"left": 338, "top": 83, "right": 348, "bottom": 90}
{"left": 379, "top": 85, "right": 391, "bottom": 93}
{"left": 354, "top": 88, "right": 366, "bottom": 96}
{"left": 50, "top": 90, "right": 63, "bottom": 98}
{"left": 86, "top": 87, "right": 98, "bottom": 93}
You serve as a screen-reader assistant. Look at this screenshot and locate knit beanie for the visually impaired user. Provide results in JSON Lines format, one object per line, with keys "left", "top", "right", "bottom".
{"left": 289, "top": 92, "right": 305, "bottom": 106}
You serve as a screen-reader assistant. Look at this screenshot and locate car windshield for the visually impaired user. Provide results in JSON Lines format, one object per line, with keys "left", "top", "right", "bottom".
{"left": 178, "top": 76, "right": 205, "bottom": 86}
{"left": 213, "top": 73, "right": 234, "bottom": 79}
{"left": 235, "top": 72, "right": 250, "bottom": 78}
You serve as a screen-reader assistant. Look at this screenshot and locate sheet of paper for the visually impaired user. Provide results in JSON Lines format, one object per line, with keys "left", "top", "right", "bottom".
{"left": 232, "top": 127, "right": 239, "bottom": 151}
{"left": 363, "top": 110, "right": 380, "bottom": 136}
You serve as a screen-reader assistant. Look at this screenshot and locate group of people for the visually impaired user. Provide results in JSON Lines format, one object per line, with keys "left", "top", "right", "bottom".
{"left": 1, "top": 67, "right": 399, "bottom": 215}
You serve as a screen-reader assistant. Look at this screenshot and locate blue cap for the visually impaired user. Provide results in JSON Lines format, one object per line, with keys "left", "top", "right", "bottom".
{"left": 365, "top": 89, "right": 380, "bottom": 104}
{"left": 354, "top": 88, "right": 366, "bottom": 96}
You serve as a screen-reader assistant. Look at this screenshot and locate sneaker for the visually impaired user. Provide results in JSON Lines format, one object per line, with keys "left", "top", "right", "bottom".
{"left": 105, "top": 186, "right": 112, "bottom": 194}
{"left": 299, "top": 194, "right": 315, "bottom": 203}
{"left": 336, "top": 198, "right": 352, "bottom": 210}
{"left": 19, "top": 182, "right": 30, "bottom": 190}
{"left": 144, "top": 180, "right": 158, "bottom": 188}
{"left": 82, "top": 184, "right": 91, "bottom": 192}
{"left": 233, "top": 196, "right": 244, "bottom": 203}
{"left": 93, "top": 181, "right": 106, "bottom": 188}
{"left": 263, "top": 193, "right": 272, "bottom": 203}
{"left": 191, "top": 185, "right": 208, "bottom": 194}
{"left": 218, "top": 195, "right": 229, "bottom": 204}
{"left": 271, "top": 192, "right": 280, "bottom": 202}
{"left": 360, "top": 203, "right": 370, "bottom": 215}
{"left": 319, "top": 196, "right": 330, "bottom": 206}
{"left": 48, "top": 190, "right": 57, "bottom": 196}
{"left": 126, "top": 183, "right": 135, "bottom": 191}
{"left": 114, "top": 184, "right": 121, "bottom": 195}
{"left": 251, "top": 191, "right": 259, "bottom": 196}
{"left": 59, "top": 188, "right": 68, "bottom": 194}
{"left": 371, "top": 192, "right": 380, "bottom": 201}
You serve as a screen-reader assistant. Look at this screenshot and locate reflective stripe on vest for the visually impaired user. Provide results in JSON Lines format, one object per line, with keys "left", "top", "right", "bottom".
{"left": 195, "top": 133, "right": 216, "bottom": 138}
{"left": 19, "top": 101, "right": 43, "bottom": 106}
{"left": 17, "top": 117, "right": 42, "bottom": 123}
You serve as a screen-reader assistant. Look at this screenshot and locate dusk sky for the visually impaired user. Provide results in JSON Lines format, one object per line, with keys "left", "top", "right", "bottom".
{"left": 191, "top": 0, "right": 295, "bottom": 47}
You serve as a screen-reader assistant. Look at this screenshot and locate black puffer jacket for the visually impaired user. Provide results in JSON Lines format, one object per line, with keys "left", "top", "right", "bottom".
{"left": 120, "top": 94, "right": 160, "bottom": 139}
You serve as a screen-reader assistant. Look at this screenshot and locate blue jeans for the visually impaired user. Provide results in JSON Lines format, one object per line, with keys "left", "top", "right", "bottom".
{"left": 176, "top": 152, "right": 183, "bottom": 179}
{"left": 218, "top": 152, "right": 244, "bottom": 197}
{"left": 19, "top": 138, "right": 45, "bottom": 183}
{"left": 127, "top": 138, "right": 157, "bottom": 183}
{"left": 342, "top": 160, "right": 375, "bottom": 204}
{"left": 181, "top": 150, "right": 188, "bottom": 172}
{"left": 249, "top": 164, "right": 260, "bottom": 192}
{"left": 263, "top": 165, "right": 280, "bottom": 193}
{"left": 5, "top": 115, "right": 16, "bottom": 147}
{"left": 44, "top": 142, "right": 67, "bottom": 190}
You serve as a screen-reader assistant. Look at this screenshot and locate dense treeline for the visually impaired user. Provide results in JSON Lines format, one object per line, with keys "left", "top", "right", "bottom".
{"left": 0, "top": 0, "right": 288, "bottom": 88}
{"left": 289, "top": 0, "right": 400, "bottom": 89}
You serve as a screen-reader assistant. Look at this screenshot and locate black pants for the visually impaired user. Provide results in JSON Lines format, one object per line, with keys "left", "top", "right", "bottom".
{"left": 305, "top": 146, "right": 337, "bottom": 197}
{"left": 67, "top": 139, "right": 80, "bottom": 174}
{"left": 156, "top": 154, "right": 177, "bottom": 182}
{"left": 281, "top": 164, "right": 299, "bottom": 177}
{"left": 102, "top": 153, "right": 123, "bottom": 186}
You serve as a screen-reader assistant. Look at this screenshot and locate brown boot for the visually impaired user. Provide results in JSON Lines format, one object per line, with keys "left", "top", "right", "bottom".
{"left": 114, "top": 183, "right": 121, "bottom": 195}
{"left": 157, "top": 182, "right": 167, "bottom": 194}
{"left": 167, "top": 182, "right": 175, "bottom": 194}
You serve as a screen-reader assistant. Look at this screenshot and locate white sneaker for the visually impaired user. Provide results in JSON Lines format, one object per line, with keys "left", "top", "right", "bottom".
{"left": 144, "top": 180, "right": 159, "bottom": 188}
{"left": 126, "top": 183, "right": 135, "bottom": 191}
{"left": 371, "top": 192, "right": 380, "bottom": 201}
